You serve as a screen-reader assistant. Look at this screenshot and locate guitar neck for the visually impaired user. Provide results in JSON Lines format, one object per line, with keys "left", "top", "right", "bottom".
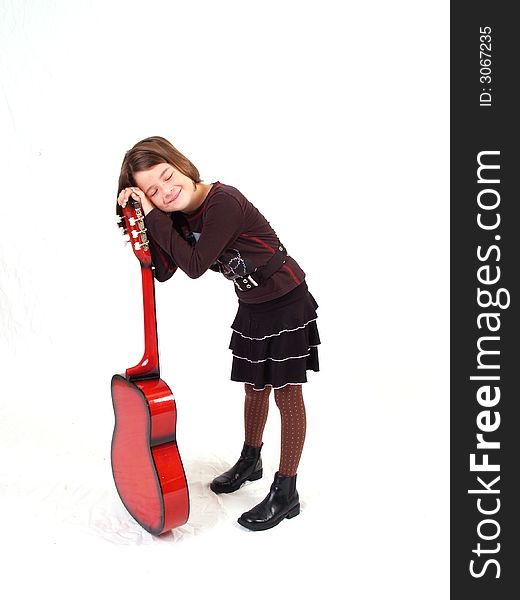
{"left": 126, "top": 265, "right": 160, "bottom": 380}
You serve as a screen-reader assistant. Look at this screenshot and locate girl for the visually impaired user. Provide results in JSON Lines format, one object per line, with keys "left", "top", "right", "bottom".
{"left": 116, "top": 136, "right": 320, "bottom": 531}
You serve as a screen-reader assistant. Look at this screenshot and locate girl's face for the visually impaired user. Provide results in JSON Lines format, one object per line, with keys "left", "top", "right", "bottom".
{"left": 133, "top": 163, "right": 197, "bottom": 213}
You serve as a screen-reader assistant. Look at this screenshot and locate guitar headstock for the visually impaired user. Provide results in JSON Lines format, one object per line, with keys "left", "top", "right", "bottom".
{"left": 116, "top": 199, "right": 152, "bottom": 268}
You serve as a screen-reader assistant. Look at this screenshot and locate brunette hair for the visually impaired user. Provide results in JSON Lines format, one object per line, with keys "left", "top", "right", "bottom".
{"left": 116, "top": 136, "right": 201, "bottom": 217}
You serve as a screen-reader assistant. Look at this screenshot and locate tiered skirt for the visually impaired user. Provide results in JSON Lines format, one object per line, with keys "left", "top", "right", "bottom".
{"left": 229, "top": 281, "right": 320, "bottom": 390}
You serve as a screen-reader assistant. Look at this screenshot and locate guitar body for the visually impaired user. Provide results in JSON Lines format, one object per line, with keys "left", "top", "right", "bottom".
{"left": 111, "top": 375, "right": 189, "bottom": 535}
{"left": 112, "top": 198, "right": 189, "bottom": 535}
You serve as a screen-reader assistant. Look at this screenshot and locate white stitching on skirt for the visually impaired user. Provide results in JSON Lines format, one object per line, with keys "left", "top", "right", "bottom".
{"left": 232, "top": 352, "right": 310, "bottom": 363}
{"left": 243, "top": 382, "right": 305, "bottom": 391}
{"left": 231, "top": 318, "right": 317, "bottom": 341}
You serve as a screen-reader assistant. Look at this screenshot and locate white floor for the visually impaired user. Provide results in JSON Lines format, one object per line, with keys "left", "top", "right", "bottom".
{"left": 1, "top": 357, "right": 449, "bottom": 599}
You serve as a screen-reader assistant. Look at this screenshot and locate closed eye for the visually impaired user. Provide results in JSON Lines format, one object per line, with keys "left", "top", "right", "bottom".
{"left": 150, "top": 170, "right": 172, "bottom": 197}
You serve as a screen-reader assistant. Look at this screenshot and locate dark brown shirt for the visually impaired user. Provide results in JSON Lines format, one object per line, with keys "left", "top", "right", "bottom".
{"left": 144, "top": 182, "right": 305, "bottom": 303}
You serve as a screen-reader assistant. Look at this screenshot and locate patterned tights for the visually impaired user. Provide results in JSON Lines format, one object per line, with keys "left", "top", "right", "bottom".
{"left": 244, "top": 383, "right": 307, "bottom": 477}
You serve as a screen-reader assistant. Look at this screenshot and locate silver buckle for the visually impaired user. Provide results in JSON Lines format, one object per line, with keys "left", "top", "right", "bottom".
{"left": 234, "top": 274, "right": 259, "bottom": 291}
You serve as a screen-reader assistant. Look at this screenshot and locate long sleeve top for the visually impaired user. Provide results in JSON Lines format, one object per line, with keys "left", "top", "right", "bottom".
{"left": 144, "top": 182, "right": 305, "bottom": 304}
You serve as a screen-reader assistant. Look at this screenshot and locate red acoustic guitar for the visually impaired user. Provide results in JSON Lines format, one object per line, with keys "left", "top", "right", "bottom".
{"left": 111, "top": 199, "right": 189, "bottom": 535}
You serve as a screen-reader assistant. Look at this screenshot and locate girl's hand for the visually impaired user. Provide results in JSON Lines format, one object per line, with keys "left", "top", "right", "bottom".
{"left": 117, "top": 187, "right": 155, "bottom": 216}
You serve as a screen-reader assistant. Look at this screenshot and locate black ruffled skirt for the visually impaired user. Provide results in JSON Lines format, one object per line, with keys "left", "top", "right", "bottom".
{"left": 229, "top": 281, "right": 320, "bottom": 390}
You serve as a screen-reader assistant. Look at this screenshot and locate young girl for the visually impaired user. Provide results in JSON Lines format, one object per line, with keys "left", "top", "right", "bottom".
{"left": 116, "top": 136, "right": 320, "bottom": 531}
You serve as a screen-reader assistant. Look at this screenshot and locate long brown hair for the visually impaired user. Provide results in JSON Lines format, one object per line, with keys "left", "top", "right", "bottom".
{"left": 116, "top": 136, "right": 202, "bottom": 217}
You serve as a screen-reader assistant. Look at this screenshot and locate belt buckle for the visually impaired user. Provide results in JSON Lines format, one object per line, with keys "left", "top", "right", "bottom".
{"left": 234, "top": 274, "right": 259, "bottom": 291}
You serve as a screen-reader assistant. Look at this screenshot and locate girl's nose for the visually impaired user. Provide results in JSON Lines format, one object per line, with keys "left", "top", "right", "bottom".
{"left": 163, "top": 182, "right": 174, "bottom": 198}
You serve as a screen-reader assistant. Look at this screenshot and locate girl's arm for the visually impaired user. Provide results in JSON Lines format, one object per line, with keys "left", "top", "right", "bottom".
{"left": 148, "top": 237, "right": 178, "bottom": 282}
{"left": 144, "top": 193, "right": 245, "bottom": 279}
{"left": 117, "top": 187, "right": 178, "bottom": 282}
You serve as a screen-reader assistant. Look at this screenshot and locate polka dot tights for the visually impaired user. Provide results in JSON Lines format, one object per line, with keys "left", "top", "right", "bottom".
{"left": 244, "top": 383, "right": 306, "bottom": 477}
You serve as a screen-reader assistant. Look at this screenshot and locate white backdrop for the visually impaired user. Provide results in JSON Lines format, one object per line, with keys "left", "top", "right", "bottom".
{"left": 0, "top": 1, "right": 449, "bottom": 598}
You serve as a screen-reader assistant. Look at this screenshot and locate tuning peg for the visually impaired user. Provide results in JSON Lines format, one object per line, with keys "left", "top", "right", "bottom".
{"left": 134, "top": 241, "right": 142, "bottom": 250}
{"left": 129, "top": 217, "right": 136, "bottom": 226}
{"left": 116, "top": 215, "right": 123, "bottom": 224}
{"left": 132, "top": 230, "right": 139, "bottom": 238}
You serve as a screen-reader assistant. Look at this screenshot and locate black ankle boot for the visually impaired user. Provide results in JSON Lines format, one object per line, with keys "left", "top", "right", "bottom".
{"left": 237, "top": 471, "right": 300, "bottom": 531}
{"left": 210, "top": 443, "right": 263, "bottom": 494}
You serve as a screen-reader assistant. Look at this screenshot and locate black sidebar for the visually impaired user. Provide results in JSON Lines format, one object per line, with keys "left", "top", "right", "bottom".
{"left": 451, "top": 3, "right": 519, "bottom": 598}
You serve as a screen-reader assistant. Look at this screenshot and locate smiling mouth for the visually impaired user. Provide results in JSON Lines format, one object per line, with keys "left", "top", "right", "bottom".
{"left": 166, "top": 188, "right": 181, "bottom": 204}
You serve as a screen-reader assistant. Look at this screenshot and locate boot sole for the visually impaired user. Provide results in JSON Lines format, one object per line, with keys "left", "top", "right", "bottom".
{"left": 210, "top": 468, "right": 263, "bottom": 494}
{"left": 237, "top": 503, "right": 300, "bottom": 531}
